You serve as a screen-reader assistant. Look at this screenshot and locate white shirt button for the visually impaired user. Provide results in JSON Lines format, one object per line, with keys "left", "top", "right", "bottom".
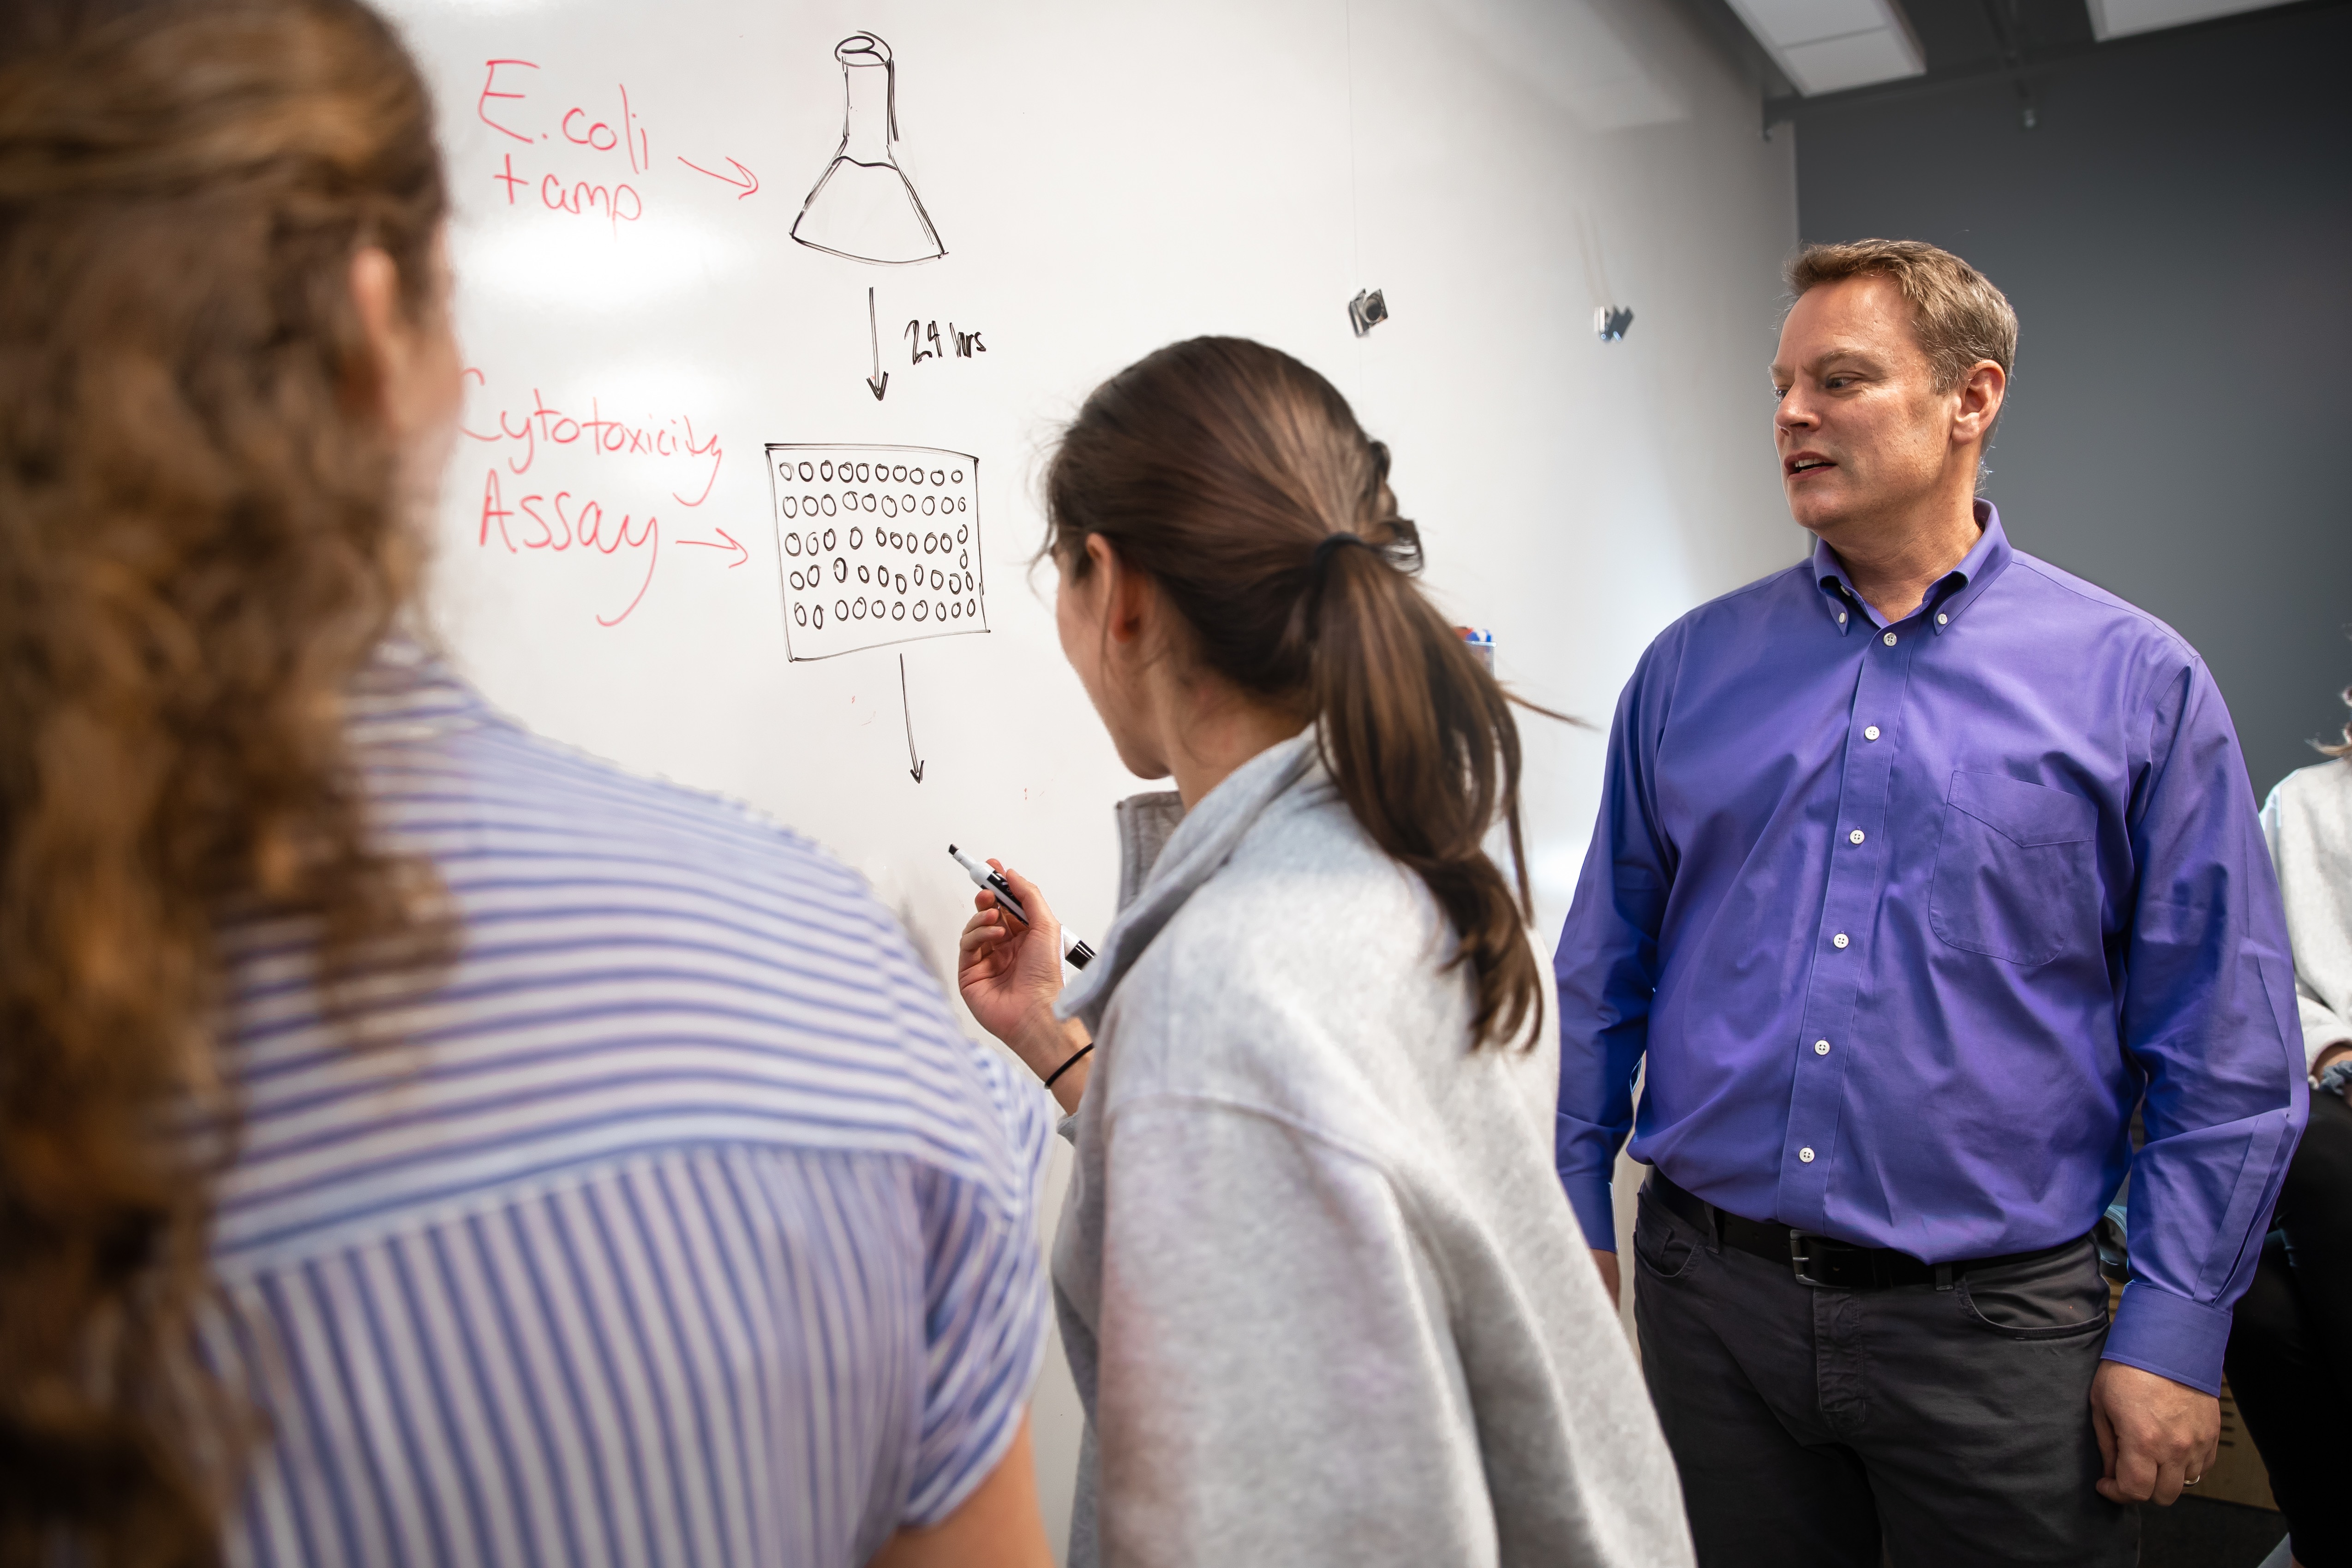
{"left": 1864, "top": 725, "right": 1880, "bottom": 741}
{"left": 1937, "top": 612, "right": 1949, "bottom": 625}
{"left": 1832, "top": 933, "right": 1849, "bottom": 949}
{"left": 1799, "top": 1147, "right": 1817, "bottom": 1163}
{"left": 1837, "top": 611, "right": 1848, "bottom": 624}
{"left": 1849, "top": 829, "right": 1866, "bottom": 844}
{"left": 1815, "top": 1040, "right": 1831, "bottom": 1055}
{"left": 1882, "top": 631, "right": 1898, "bottom": 646}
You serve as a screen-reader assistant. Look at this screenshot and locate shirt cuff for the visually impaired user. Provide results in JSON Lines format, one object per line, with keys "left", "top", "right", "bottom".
{"left": 1562, "top": 1173, "right": 1617, "bottom": 1253}
{"left": 2300, "top": 1002, "right": 2352, "bottom": 1072}
{"left": 2101, "top": 1280, "right": 2232, "bottom": 1396}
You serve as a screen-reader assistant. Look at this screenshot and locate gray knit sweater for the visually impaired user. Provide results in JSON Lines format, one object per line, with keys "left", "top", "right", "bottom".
{"left": 2263, "top": 756, "right": 2352, "bottom": 1071}
{"left": 1048, "top": 731, "right": 1691, "bottom": 1568}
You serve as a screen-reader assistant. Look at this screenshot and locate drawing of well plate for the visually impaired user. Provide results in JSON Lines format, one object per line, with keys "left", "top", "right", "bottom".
{"left": 766, "top": 443, "right": 987, "bottom": 660}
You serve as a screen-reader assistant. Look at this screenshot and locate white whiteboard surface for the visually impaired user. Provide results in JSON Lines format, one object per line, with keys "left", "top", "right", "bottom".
{"left": 386, "top": 0, "right": 1798, "bottom": 1550}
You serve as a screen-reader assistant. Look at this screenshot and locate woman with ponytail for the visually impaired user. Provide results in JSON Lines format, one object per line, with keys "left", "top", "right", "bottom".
{"left": 956, "top": 338, "right": 1688, "bottom": 1566}
{"left": 1, "top": 3, "right": 1053, "bottom": 1563}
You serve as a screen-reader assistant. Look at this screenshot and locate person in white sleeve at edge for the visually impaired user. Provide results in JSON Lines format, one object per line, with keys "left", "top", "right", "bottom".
{"left": 954, "top": 336, "right": 1691, "bottom": 1568}
{"left": 2226, "top": 682, "right": 2352, "bottom": 1568}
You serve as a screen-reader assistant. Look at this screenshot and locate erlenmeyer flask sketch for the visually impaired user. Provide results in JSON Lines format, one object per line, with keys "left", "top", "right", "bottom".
{"left": 792, "top": 34, "right": 946, "bottom": 266}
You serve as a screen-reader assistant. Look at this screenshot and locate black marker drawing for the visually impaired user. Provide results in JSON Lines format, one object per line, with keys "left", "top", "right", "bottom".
{"left": 792, "top": 35, "right": 946, "bottom": 266}
{"left": 1348, "top": 289, "right": 1389, "bottom": 337}
{"left": 904, "top": 318, "right": 986, "bottom": 366}
{"left": 866, "top": 287, "right": 889, "bottom": 400}
{"left": 899, "top": 654, "right": 924, "bottom": 782}
{"left": 766, "top": 443, "right": 988, "bottom": 661}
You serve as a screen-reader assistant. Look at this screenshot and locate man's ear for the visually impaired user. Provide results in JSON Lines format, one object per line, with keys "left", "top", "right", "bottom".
{"left": 1953, "top": 359, "right": 2006, "bottom": 445}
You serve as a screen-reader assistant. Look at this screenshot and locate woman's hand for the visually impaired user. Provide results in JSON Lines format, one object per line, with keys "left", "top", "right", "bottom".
{"left": 957, "top": 862, "right": 1093, "bottom": 1110}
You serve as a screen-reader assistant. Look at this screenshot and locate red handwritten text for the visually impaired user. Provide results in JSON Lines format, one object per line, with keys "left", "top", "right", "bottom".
{"left": 461, "top": 370, "right": 722, "bottom": 506}
{"left": 478, "top": 469, "right": 662, "bottom": 627}
{"left": 477, "top": 59, "right": 539, "bottom": 144}
{"left": 540, "top": 174, "right": 642, "bottom": 236}
{"left": 476, "top": 63, "right": 651, "bottom": 236}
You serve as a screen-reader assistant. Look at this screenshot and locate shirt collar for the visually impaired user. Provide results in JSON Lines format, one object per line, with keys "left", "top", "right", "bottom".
{"left": 1812, "top": 499, "right": 2012, "bottom": 637}
{"left": 346, "top": 632, "right": 496, "bottom": 746}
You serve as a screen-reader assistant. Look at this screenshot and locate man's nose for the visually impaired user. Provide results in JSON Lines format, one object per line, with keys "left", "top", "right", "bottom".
{"left": 1776, "top": 393, "right": 1817, "bottom": 432}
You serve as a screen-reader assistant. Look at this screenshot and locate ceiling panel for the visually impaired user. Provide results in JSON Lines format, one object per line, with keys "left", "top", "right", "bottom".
{"left": 2086, "top": 0, "right": 2298, "bottom": 35}
{"left": 1737, "top": 0, "right": 1892, "bottom": 39}
{"left": 1723, "top": 0, "right": 1927, "bottom": 91}
{"left": 1781, "top": 24, "right": 1933, "bottom": 86}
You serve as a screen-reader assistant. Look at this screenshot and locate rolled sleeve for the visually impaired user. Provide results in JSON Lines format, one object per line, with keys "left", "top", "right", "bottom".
{"left": 2298, "top": 992, "right": 2352, "bottom": 1066}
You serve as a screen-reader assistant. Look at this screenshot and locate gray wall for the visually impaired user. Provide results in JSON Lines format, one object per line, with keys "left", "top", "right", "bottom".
{"left": 1793, "top": 3, "right": 2352, "bottom": 797}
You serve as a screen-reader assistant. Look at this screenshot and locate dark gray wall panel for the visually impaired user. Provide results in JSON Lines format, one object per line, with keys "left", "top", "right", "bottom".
{"left": 1795, "top": 3, "right": 2352, "bottom": 795}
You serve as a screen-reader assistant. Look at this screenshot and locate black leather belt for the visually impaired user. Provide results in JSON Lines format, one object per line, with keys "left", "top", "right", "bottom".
{"left": 1648, "top": 1170, "right": 2087, "bottom": 1291}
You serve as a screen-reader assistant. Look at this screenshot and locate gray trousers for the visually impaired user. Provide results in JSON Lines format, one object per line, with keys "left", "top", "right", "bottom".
{"left": 1632, "top": 1181, "right": 2137, "bottom": 1567}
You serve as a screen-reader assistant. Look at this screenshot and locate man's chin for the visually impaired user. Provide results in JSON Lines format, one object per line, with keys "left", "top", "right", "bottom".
{"left": 1785, "top": 497, "right": 1852, "bottom": 538}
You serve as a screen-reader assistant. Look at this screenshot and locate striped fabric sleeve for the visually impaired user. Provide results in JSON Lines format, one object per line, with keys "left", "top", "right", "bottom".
{"left": 903, "top": 1044, "right": 1054, "bottom": 1527}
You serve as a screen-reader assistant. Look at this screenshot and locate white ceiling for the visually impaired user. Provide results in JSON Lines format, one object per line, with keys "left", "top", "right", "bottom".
{"left": 1722, "top": 0, "right": 1926, "bottom": 94}
{"left": 2085, "top": 0, "right": 2298, "bottom": 37}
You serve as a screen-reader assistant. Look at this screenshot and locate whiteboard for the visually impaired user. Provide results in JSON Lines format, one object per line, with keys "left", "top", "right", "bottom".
{"left": 386, "top": 0, "right": 1799, "bottom": 1546}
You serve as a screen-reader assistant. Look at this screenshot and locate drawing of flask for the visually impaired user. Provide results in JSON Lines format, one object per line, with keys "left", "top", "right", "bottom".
{"left": 791, "top": 34, "right": 946, "bottom": 266}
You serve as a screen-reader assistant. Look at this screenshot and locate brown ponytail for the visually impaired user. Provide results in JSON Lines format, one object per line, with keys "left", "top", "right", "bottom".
{"left": 1045, "top": 337, "right": 1545, "bottom": 1048}
{"left": 0, "top": 1, "right": 448, "bottom": 1561}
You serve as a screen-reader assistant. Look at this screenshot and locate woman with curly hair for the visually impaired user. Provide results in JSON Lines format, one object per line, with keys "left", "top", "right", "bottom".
{"left": 0, "top": 4, "right": 1053, "bottom": 1564}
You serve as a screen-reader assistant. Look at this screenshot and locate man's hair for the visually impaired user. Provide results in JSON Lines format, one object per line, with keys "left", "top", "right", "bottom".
{"left": 1787, "top": 239, "right": 2017, "bottom": 392}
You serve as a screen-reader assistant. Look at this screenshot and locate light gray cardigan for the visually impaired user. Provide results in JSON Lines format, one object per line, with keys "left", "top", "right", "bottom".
{"left": 2264, "top": 756, "right": 2352, "bottom": 1071}
{"left": 1049, "top": 732, "right": 1690, "bottom": 1568}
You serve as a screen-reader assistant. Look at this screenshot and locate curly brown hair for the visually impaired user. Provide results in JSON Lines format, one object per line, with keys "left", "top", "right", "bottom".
{"left": 0, "top": 1, "right": 449, "bottom": 1560}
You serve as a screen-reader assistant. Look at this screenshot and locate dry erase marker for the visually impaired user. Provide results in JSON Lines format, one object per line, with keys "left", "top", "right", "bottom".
{"left": 949, "top": 844, "right": 1095, "bottom": 969}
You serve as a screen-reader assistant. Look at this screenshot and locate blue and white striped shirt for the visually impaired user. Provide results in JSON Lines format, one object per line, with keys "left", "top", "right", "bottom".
{"left": 205, "top": 641, "right": 1052, "bottom": 1568}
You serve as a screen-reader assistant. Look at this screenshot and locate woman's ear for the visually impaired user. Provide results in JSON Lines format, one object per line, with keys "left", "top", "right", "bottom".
{"left": 1089, "top": 535, "right": 1155, "bottom": 648}
{"left": 345, "top": 232, "right": 463, "bottom": 491}
{"left": 347, "top": 246, "right": 403, "bottom": 419}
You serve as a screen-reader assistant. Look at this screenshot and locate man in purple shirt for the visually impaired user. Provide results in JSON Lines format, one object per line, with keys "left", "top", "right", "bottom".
{"left": 1555, "top": 239, "right": 2307, "bottom": 1565}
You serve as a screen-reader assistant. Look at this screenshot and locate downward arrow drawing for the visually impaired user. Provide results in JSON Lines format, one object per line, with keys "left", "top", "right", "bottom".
{"left": 867, "top": 287, "right": 890, "bottom": 401}
{"left": 677, "top": 527, "right": 749, "bottom": 568}
{"left": 900, "top": 654, "right": 924, "bottom": 783}
{"left": 676, "top": 155, "right": 759, "bottom": 198}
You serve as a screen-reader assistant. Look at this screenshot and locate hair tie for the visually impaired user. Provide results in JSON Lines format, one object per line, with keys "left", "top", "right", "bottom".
{"left": 1309, "top": 532, "right": 1373, "bottom": 581}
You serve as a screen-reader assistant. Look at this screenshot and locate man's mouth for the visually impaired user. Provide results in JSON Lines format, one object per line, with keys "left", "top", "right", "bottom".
{"left": 1785, "top": 454, "right": 1836, "bottom": 477}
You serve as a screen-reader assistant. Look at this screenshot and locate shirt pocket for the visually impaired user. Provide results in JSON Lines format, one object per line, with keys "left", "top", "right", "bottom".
{"left": 1928, "top": 771, "right": 2099, "bottom": 967}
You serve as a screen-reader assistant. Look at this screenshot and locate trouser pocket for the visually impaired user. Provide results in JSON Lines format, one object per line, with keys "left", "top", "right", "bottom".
{"left": 1956, "top": 1236, "right": 2108, "bottom": 1340}
{"left": 1633, "top": 1186, "right": 1702, "bottom": 1281}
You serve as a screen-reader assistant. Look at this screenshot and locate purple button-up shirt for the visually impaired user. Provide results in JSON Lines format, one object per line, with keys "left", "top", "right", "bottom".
{"left": 1555, "top": 503, "right": 2307, "bottom": 1394}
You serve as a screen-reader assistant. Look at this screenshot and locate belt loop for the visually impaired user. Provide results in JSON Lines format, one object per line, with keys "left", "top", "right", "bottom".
{"left": 1707, "top": 1199, "right": 1724, "bottom": 1254}
{"left": 1935, "top": 1263, "right": 1954, "bottom": 1292}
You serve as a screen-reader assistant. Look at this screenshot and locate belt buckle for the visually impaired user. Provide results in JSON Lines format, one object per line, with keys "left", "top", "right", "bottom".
{"left": 1789, "top": 1230, "right": 1837, "bottom": 1289}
